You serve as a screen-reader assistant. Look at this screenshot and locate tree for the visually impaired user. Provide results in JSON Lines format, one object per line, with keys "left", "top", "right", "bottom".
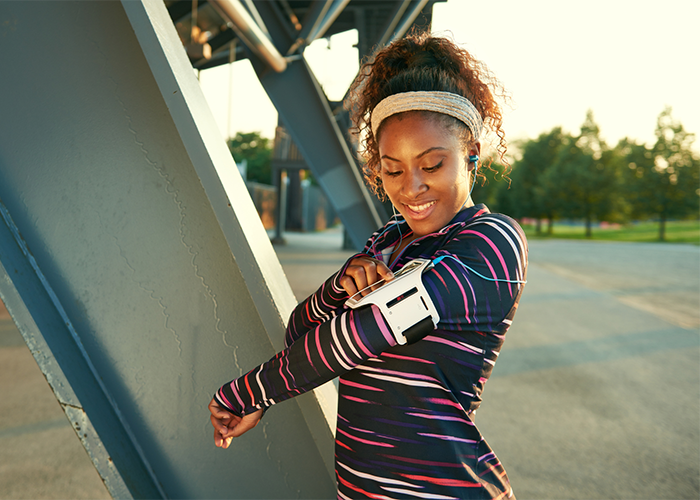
{"left": 620, "top": 107, "right": 699, "bottom": 240}
{"left": 548, "top": 111, "right": 620, "bottom": 238}
{"left": 227, "top": 132, "right": 273, "bottom": 185}
{"left": 507, "top": 127, "right": 571, "bottom": 234}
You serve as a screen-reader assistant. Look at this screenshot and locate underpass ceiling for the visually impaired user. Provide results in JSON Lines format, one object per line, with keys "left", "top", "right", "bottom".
{"left": 165, "top": 0, "right": 445, "bottom": 70}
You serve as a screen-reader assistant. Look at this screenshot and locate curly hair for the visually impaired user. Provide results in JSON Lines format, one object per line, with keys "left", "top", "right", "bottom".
{"left": 345, "top": 31, "right": 509, "bottom": 199}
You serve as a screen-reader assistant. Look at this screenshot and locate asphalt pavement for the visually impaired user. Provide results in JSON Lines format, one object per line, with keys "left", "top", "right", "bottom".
{"left": 1, "top": 229, "right": 698, "bottom": 499}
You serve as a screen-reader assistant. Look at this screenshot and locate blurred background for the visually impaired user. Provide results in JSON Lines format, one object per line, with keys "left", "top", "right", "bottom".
{"left": 0, "top": 0, "right": 697, "bottom": 499}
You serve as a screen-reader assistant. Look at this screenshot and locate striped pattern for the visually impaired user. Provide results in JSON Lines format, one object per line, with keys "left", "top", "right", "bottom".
{"left": 216, "top": 204, "right": 527, "bottom": 499}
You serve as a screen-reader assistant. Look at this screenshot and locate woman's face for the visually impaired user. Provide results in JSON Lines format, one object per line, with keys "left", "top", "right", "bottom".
{"left": 378, "top": 112, "right": 478, "bottom": 237}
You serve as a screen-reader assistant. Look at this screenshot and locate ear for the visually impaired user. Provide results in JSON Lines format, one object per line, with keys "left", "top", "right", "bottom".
{"left": 466, "top": 142, "right": 481, "bottom": 171}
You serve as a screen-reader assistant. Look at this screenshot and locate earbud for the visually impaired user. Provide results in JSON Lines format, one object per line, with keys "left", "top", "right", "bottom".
{"left": 468, "top": 155, "right": 479, "bottom": 172}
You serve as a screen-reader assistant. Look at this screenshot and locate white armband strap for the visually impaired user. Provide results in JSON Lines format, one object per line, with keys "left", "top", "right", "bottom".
{"left": 345, "top": 259, "right": 440, "bottom": 345}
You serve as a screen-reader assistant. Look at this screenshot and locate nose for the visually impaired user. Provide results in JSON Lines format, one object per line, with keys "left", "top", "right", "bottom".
{"left": 402, "top": 168, "right": 427, "bottom": 198}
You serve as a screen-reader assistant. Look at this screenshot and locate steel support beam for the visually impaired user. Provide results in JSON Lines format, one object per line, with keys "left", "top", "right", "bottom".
{"left": 0, "top": 1, "right": 336, "bottom": 497}
{"left": 289, "top": 0, "right": 333, "bottom": 54}
{"left": 261, "top": 58, "right": 384, "bottom": 249}
{"left": 309, "top": 0, "right": 352, "bottom": 41}
{"left": 251, "top": 1, "right": 385, "bottom": 250}
{"left": 210, "top": 0, "right": 287, "bottom": 72}
{"left": 0, "top": 200, "right": 161, "bottom": 500}
{"left": 376, "top": 0, "right": 431, "bottom": 48}
{"left": 389, "top": 0, "right": 431, "bottom": 43}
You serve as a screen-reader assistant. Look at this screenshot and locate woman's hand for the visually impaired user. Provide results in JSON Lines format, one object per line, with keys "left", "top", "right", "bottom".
{"left": 208, "top": 398, "right": 263, "bottom": 449}
{"left": 340, "top": 256, "right": 394, "bottom": 298}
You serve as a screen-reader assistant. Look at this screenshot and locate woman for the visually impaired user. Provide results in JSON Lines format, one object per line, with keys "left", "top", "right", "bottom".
{"left": 209, "top": 32, "right": 527, "bottom": 499}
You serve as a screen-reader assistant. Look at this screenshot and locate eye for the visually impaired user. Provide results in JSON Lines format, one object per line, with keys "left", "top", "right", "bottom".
{"left": 424, "top": 159, "right": 444, "bottom": 172}
{"left": 383, "top": 169, "right": 402, "bottom": 177}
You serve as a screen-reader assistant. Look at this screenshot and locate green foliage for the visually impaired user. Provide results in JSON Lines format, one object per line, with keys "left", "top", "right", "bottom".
{"left": 502, "top": 108, "right": 698, "bottom": 241}
{"left": 548, "top": 111, "right": 621, "bottom": 237}
{"left": 227, "top": 132, "right": 272, "bottom": 185}
{"left": 507, "top": 127, "right": 571, "bottom": 234}
{"left": 617, "top": 107, "right": 699, "bottom": 240}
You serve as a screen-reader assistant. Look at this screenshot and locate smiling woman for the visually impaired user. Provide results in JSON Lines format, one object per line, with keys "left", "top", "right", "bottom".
{"left": 209, "top": 32, "right": 528, "bottom": 500}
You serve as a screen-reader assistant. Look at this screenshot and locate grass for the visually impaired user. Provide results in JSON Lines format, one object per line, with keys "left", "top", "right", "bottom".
{"left": 522, "top": 219, "right": 700, "bottom": 244}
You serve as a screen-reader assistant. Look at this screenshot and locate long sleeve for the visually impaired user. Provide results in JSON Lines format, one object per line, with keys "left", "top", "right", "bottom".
{"left": 215, "top": 211, "right": 527, "bottom": 418}
{"left": 215, "top": 302, "right": 398, "bottom": 416}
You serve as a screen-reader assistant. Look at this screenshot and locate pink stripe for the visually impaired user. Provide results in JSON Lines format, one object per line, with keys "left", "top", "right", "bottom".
{"left": 382, "top": 352, "right": 434, "bottom": 365}
{"left": 336, "top": 428, "right": 395, "bottom": 448}
{"left": 284, "top": 352, "right": 297, "bottom": 387}
{"left": 341, "top": 394, "right": 375, "bottom": 404}
{"left": 422, "top": 397, "right": 466, "bottom": 410}
{"left": 424, "top": 335, "right": 480, "bottom": 354}
{"left": 315, "top": 327, "right": 334, "bottom": 372}
{"left": 477, "top": 247, "right": 500, "bottom": 293}
{"left": 304, "top": 331, "right": 318, "bottom": 374}
{"left": 441, "top": 263, "right": 471, "bottom": 323}
{"left": 359, "top": 365, "right": 439, "bottom": 382}
{"left": 217, "top": 388, "right": 235, "bottom": 411}
{"left": 463, "top": 230, "right": 511, "bottom": 283}
{"left": 340, "top": 378, "right": 384, "bottom": 392}
{"left": 406, "top": 412, "right": 472, "bottom": 424}
{"left": 232, "top": 380, "right": 246, "bottom": 409}
{"left": 371, "top": 305, "right": 396, "bottom": 345}
{"left": 418, "top": 432, "right": 477, "bottom": 444}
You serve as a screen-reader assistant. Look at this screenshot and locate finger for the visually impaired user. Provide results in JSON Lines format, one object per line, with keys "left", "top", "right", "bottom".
{"left": 343, "top": 268, "right": 368, "bottom": 297}
{"left": 214, "top": 429, "right": 224, "bottom": 447}
{"left": 376, "top": 262, "right": 394, "bottom": 282}
{"left": 214, "top": 429, "right": 234, "bottom": 449}
{"left": 339, "top": 275, "right": 359, "bottom": 297}
{"left": 362, "top": 262, "right": 379, "bottom": 294}
{"left": 210, "top": 414, "right": 230, "bottom": 435}
{"left": 347, "top": 265, "right": 369, "bottom": 293}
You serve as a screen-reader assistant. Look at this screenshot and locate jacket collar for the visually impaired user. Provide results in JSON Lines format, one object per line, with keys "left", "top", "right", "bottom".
{"left": 368, "top": 204, "right": 491, "bottom": 261}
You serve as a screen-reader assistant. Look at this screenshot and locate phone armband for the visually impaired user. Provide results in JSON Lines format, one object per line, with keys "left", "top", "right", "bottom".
{"left": 345, "top": 259, "right": 440, "bottom": 345}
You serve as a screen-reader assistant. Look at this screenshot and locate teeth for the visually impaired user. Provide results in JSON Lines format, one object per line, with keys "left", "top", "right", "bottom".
{"left": 406, "top": 201, "right": 435, "bottom": 212}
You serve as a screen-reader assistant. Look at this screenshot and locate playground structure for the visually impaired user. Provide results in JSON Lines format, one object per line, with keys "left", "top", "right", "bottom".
{"left": 0, "top": 1, "right": 441, "bottom": 497}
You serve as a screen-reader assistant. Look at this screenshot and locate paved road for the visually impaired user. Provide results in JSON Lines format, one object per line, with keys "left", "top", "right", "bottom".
{"left": 1, "top": 232, "right": 698, "bottom": 499}
{"left": 475, "top": 240, "right": 699, "bottom": 499}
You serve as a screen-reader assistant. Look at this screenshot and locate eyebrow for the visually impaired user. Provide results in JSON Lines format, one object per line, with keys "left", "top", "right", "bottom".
{"left": 381, "top": 146, "right": 448, "bottom": 163}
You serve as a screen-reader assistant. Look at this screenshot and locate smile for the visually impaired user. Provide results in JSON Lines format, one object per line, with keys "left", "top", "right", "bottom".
{"left": 403, "top": 201, "right": 436, "bottom": 218}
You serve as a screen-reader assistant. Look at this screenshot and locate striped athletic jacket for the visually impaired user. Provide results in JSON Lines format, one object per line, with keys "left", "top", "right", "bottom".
{"left": 216, "top": 204, "right": 528, "bottom": 499}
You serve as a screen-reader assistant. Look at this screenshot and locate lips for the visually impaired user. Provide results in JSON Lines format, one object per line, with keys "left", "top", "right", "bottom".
{"left": 402, "top": 200, "right": 436, "bottom": 220}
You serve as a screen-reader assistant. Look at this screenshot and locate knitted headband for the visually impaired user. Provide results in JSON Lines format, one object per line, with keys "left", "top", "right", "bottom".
{"left": 370, "top": 91, "right": 483, "bottom": 140}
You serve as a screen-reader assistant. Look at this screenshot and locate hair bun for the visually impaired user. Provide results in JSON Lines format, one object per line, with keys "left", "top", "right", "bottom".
{"left": 407, "top": 50, "right": 436, "bottom": 68}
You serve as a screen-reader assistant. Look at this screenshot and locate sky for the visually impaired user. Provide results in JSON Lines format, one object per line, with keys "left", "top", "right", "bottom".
{"left": 198, "top": 0, "right": 700, "bottom": 158}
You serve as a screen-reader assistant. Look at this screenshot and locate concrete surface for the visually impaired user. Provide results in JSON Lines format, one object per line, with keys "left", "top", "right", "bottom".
{"left": 1, "top": 229, "right": 698, "bottom": 499}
